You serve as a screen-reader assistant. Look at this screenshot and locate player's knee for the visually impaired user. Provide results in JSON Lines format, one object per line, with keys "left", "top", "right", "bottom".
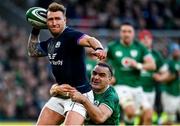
{"left": 124, "top": 105, "right": 136, "bottom": 118}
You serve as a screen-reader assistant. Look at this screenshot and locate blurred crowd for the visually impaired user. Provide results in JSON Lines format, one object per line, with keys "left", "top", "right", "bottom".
{"left": 12, "top": 0, "right": 180, "bottom": 29}
{"left": 0, "top": 18, "right": 54, "bottom": 120}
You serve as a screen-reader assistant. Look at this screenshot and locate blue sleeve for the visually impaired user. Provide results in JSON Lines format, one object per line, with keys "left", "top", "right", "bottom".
{"left": 69, "top": 29, "right": 85, "bottom": 45}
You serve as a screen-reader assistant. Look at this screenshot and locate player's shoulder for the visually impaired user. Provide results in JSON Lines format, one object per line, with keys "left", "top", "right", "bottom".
{"left": 107, "top": 40, "right": 119, "bottom": 48}
{"left": 134, "top": 39, "right": 144, "bottom": 47}
{"left": 64, "top": 26, "right": 83, "bottom": 34}
{"left": 134, "top": 40, "right": 148, "bottom": 51}
{"left": 152, "top": 49, "right": 161, "bottom": 56}
{"left": 105, "top": 86, "right": 119, "bottom": 99}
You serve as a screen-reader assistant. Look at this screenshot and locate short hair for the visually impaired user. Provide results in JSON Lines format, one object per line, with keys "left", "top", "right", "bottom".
{"left": 120, "top": 22, "right": 134, "bottom": 29}
{"left": 47, "top": 2, "right": 66, "bottom": 15}
{"left": 97, "top": 62, "right": 113, "bottom": 77}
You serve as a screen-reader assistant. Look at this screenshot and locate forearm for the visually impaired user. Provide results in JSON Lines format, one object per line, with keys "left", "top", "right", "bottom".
{"left": 82, "top": 98, "right": 107, "bottom": 124}
{"left": 27, "top": 29, "right": 46, "bottom": 57}
{"left": 79, "top": 35, "right": 104, "bottom": 50}
{"left": 160, "top": 72, "right": 175, "bottom": 82}
{"left": 87, "top": 37, "right": 104, "bottom": 50}
{"left": 142, "top": 61, "right": 156, "bottom": 70}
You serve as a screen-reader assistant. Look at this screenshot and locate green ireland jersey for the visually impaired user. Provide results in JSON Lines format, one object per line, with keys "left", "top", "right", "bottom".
{"left": 85, "top": 57, "right": 97, "bottom": 80}
{"left": 138, "top": 49, "right": 164, "bottom": 92}
{"left": 107, "top": 40, "right": 150, "bottom": 87}
{"left": 161, "top": 59, "right": 180, "bottom": 96}
{"left": 86, "top": 86, "right": 120, "bottom": 125}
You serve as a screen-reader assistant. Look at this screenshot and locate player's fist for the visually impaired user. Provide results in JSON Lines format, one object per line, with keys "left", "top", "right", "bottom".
{"left": 50, "top": 83, "right": 76, "bottom": 97}
{"left": 92, "top": 48, "right": 106, "bottom": 60}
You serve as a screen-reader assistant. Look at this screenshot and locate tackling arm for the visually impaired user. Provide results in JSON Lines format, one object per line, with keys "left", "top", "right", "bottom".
{"left": 82, "top": 98, "right": 112, "bottom": 124}
{"left": 70, "top": 91, "right": 112, "bottom": 124}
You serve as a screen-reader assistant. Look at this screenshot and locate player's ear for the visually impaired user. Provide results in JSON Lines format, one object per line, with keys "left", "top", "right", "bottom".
{"left": 108, "top": 75, "right": 112, "bottom": 81}
{"left": 64, "top": 16, "right": 66, "bottom": 22}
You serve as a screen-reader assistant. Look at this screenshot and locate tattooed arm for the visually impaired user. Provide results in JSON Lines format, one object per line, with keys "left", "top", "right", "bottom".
{"left": 27, "top": 28, "right": 47, "bottom": 57}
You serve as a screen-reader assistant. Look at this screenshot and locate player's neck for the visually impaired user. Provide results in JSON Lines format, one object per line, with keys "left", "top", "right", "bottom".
{"left": 120, "top": 39, "right": 132, "bottom": 46}
{"left": 94, "top": 85, "right": 109, "bottom": 94}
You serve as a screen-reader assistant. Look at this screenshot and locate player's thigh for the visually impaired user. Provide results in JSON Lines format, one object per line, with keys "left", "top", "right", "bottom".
{"left": 37, "top": 107, "right": 65, "bottom": 125}
{"left": 143, "top": 91, "right": 155, "bottom": 108}
{"left": 64, "top": 90, "right": 94, "bottom": 125}
{"left": 114, "top": 85, "right": 134, "bottom": 107}
{"left": 161, "top": 92, "right": 180, "bottom": 114}
{"left": 64, "top": 110, "right": 85, "bottom": 125}
{"left": 37, "top": 97, "right": 66, "bottom": 125}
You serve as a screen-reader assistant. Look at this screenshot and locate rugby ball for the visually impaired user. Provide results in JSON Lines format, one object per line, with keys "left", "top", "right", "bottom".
{"left": 26, "top": 7, "right": 47, "bottom": 29}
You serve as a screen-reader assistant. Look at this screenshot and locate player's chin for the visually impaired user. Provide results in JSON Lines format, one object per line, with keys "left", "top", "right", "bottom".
{"left": 50, "top": 30, "right": 61, "bottom": 37}
{"left": 91, "top": 83, "right": 100, "bottom": 89}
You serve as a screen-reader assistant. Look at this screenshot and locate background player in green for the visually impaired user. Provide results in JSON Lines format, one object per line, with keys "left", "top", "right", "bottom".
{"left": 85, "top": 47, "right": 98, "bottom": 79}
{"left": 50, "top": 62, "right": 120, "bottom": 125}
{"left": 107, "top": 22, "right": 156, "bottom": 125}
{"left": 138, "top": 30, "right": 164, "bottom": 124}
{"left": 153, "top": 42, "right": 180, "bottom": 125}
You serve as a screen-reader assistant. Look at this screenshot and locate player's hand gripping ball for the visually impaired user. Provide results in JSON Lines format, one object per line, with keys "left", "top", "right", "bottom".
{"left": 26, "top": 7, "right": 47, "bottom": 29}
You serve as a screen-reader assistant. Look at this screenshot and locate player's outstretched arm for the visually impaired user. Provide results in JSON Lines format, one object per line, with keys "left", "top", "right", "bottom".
{"left": 78, "top": 35, "right": 106, "bottom": 60}
{"left": 27, "top": 28, "right": 46, "bottom": 57}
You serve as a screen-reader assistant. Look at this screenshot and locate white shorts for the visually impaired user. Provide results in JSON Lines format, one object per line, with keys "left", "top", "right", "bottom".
{"left": 161, "top": 92, "right": 180, "bottom": 114}
{"left": 114, "top": 85, "right": 151, "bottom": 114}
{"left": 43, "top": 90, "right": 94, "bottom": 118}
{"left": 143, "top": 91, "right": 155, "bottom": 108}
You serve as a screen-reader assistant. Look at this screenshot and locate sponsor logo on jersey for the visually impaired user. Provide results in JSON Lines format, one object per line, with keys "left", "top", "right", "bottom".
{"left": 130, "top": 50, "right": 138, "bottom": 57}
{"left": 94, "top": 100, "right": 100, "bottom": 106}
{"left": 175, "top": 63, "right": 180, "bottom": 70}
{"left": 48, "top": 53, "right": 57, "bottom": 60}
{"left": 49, "top": 60, "right": 63, "bottom": 65}
{"left": 55, "top": 41, "right": 61, "bottom": 48}
{"left": 115, "top": 51, "right": 122, "bottom": 57}
{"left": 121, "top": 57, "right": 131, "bottom": 67}
{"left": 86, "top": 64, "right": 93, "bottom": 71}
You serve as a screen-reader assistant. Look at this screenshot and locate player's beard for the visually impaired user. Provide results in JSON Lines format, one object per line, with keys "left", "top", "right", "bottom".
{"left": 50, "top": 25, "right": 66, "bottom": 38}
{"left": 49, "top": 28, "right": 61, "bottom": 37}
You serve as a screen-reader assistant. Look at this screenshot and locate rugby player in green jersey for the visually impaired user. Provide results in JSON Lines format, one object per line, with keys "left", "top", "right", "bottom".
{"left": 107, "top": 22, "right": 156, "bottom": 125}
{"left": 85, "top": 47, "right": 98, "bottom": 80}
{"left": 138, "top": 30, "right": 164, "bottom": 124}
{"left": 153, "top": 43, "right": 180, "bottom": 125}
{"left": 50, "top": 62, "right": 120, "bottom": 125}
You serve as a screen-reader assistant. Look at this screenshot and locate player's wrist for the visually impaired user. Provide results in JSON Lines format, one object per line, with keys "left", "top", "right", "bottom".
{"left": 95, "top": 47, "right": 103, "bottom": 51}
{"left": 81, "top": 96, "right": 88, "bottom": 104}
{"left": 136, "top": 63, "right": 143, "bottom": 70}
{"left": 31, "top": 27, "right": 40, "bottom": 36}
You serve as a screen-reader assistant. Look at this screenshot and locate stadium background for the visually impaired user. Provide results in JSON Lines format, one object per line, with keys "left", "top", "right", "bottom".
{"left": 0, "top": 0, "right": 179, "bottom": 125}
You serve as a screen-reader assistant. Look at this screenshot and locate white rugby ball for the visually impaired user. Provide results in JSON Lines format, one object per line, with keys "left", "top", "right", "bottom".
{"left": 26, "top": 7, "right": 47, "bottom": 29}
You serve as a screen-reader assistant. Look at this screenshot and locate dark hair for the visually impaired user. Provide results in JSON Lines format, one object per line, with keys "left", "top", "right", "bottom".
{"left": 120, "top": 22, "right": 134, "bottom": 29}
{"left": 97, "top": 62, "right": 113, "bottom": 77}
{"left": 47, "top": 2, "right": 66, "bottom": 15}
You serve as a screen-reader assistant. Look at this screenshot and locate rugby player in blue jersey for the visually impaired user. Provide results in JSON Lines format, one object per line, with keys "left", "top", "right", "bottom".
{"left": 27, "top": 2, "right": 106, "bottom": 125}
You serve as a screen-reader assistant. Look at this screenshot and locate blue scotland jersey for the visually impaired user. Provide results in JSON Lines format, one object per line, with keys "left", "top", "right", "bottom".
{"left": 39, "top": 27, "right": 91, "bottom": 93}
